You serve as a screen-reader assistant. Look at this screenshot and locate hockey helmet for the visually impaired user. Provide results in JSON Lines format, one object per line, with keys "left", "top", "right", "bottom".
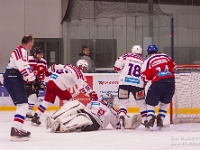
{"left": 147, "top": 44, "right": 158, "bottom": 54}
{"left": 76, "top": 59, "right": 88, "bottom": 68}
{"left": 33, "top": 47, "right": 43, "bottom": 55}
{"left": 101, "top": 93, "right": 114, "bottom": 106}
{"left": 131, "top": 45, "right": 142, "bottom": 54}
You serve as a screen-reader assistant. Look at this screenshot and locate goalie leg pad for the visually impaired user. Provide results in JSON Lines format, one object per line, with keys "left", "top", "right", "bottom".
{"left": 125, "top": 114, "right": 142, "bottom": 129}
{"left": 52, "top": 101, "right": 85, "bottom": 121}
{"left": 52, "top": 113, "right": 93, "bottom": 133}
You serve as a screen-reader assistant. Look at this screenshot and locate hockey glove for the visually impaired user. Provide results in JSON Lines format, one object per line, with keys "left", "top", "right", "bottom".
{"left": 40, "top": 82, "right": 46, "bottom": 90}
{"left": 89, "top": 91, "right": 98, "bottom": 101}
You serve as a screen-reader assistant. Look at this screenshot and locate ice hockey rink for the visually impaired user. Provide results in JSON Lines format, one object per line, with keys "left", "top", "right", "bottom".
{"left": 1, "top": 112, "right": 200, "bottom": 150}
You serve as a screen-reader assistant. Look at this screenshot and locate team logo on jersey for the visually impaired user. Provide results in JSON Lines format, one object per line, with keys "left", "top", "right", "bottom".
{"left": 157, "top": 71, "right": 172, "bottom": 77}
{"left": 124, "top": 77, "right": 140, "bottom": 84}
{"left": 90, "top": 101, "right": 100, "bottom": 106}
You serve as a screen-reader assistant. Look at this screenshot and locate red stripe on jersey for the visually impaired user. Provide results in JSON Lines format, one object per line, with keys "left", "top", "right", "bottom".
{"left": 130, "top": 55, "right": 144, "bottom": 62}
{"left": 67, "top": 65, "right": 84, "bottom": 80}
{"left": 20, "top": 69, "right": 26, "bottom": 73}
{"left": 13, "top": 50, "right": 20, "bottom": 60}
{"left": 18, "top": 45, "right": 27, "bottom": 61}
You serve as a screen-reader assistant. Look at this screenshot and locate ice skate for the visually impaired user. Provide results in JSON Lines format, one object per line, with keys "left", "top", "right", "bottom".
{"left": 31, "top": 113, "right": 41, "bottom": 125}
{"left": 148, "top": 115, "right": 156, "bottom": 130}
{"left": 119, "top": 116, "right": 125, "bottom": 131}
{"left": 10, "top": 127, "right": 31, "bottom": 141}
{"left": 156, "top": 115, "right": 163, "bottom": 130}
{"left": 143, "top": 120, "right": 149, "bottom": 129}
{"left": 26, "top": 113, "right": 33, "bottom": 120}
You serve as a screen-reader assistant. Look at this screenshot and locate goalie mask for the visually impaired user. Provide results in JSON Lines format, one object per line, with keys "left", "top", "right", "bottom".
{"left": 101, "top": 93, "right": 114, "bottom": 106}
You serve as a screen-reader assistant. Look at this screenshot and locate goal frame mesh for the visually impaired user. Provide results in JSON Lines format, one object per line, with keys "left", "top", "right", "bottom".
{"left": 170, "top": 64, "right": 200, "bottom": 124}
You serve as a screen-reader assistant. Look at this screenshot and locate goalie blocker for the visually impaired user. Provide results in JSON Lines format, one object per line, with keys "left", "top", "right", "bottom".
{"left": 45, "top": 101, "right": 142, "bottom": 133}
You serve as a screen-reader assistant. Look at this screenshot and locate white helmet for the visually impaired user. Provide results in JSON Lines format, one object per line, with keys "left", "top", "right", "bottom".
{"left": 131, "top": 45, "right": 142, "bottom": 54}
{"left": 76, "top": 59, "right": 88, "bottom": 68}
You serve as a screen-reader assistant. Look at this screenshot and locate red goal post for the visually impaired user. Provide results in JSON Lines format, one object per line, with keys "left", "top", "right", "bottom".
{"left": 170, "top": 64, "right": 200, "bottom": 124}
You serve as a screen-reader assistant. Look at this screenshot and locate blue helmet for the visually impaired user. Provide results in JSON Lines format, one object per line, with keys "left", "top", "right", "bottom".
{"left": 147, "top": 44, "right": 158, "bottom": 54}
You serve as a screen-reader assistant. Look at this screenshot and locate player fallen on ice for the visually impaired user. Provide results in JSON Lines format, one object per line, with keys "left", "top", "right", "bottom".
{"left": 141, "top": 44, "right": 176, "bottom": 130}
{"left": 45, "top": 93, "right": 142, "bottom": 133}
{"left": 31, "top": 60, "right": 97, "bottom": 125}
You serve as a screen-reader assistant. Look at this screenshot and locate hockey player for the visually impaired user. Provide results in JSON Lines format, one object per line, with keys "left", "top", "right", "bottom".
{"left": 141, "top": 44, "right": 176, "bottom": 129}
{"left": 31, "top": 60, "right": 98, "bottom": 125}
{"left": 45, "top": 93, "right": 142, "bottom": 133}
{"left": 25, "top": 47, "right": 51, "bottom": 119}
{"left": 114, "top": 45, "right": 147, "bottom": 129}
{"left": 3, "top": 35, "right": 36, "bottom": 141}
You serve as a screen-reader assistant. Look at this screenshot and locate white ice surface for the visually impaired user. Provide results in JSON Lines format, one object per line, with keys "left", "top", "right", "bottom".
{"left": 1, "top": 112, "right": 200, "bottom": 150}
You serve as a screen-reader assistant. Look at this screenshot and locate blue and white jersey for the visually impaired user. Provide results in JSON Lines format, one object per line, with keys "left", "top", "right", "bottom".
{"left": 85, "top": 101, "right": 119, "bottom": 129}
{"left": 114, "top": 53, "right": 144, "bottom": 88}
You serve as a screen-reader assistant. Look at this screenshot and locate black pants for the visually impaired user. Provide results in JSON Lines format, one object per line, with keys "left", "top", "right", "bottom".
{"left": 146, "top": 78, "right": 175, "bottom": 106}
{"left": 3, "top": 69, "right": 28, "bottom": 105}
{"left": 79, "top": 109, "right": 100, "bottom": 131}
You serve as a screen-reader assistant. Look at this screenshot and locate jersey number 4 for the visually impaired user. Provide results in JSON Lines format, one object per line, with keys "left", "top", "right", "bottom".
{"left": 127, "top": 63, "right": 141, "bottom": 77}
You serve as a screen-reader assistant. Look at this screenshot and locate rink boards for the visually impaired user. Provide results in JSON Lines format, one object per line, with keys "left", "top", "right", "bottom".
{"left": 0, "top": 73, "right": 199, "bottom": 114}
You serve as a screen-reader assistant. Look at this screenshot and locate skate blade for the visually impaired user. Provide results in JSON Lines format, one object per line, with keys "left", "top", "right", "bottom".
{"left": 25, "top": 118, "right": 32, "bottom": 121}
{"left": 10, "top": 136, "right": 30, "bottom": 142}
{"left": 149, "top": 126, "right": 163, "bottom": 131}
{"left": 31, "top": 122, "right": 41, "bottom": 126}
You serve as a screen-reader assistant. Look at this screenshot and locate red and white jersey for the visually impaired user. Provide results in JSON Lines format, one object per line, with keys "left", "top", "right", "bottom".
{"left": 114, "top": 53, "right": 144, "bottom": 88}
{"left": 141, "top": 53, "right": 176, "bottom": 83}
{"left": 7, "top": 45, "right": 35, "bottom": 82}
{"left": 28, "top": 56, "right": 50, "bottom": 83}
{"left": 48, "top": 64, "right": 93, "bottom": 95}
{"left": 85, "top": 101, "right": 119, "bottom": 129}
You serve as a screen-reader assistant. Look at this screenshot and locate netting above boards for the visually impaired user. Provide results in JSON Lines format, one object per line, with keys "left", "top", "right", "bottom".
{"left": 63, "top": 0, "right": 172, "bottom": 22}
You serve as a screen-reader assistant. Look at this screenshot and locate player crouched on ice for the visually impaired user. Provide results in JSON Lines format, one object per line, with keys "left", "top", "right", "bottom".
{"left": 31, "top": 59, "right": 97, "bottom": 126}
{"left": 45, "top": 93, "right": 142, "bottom": 133}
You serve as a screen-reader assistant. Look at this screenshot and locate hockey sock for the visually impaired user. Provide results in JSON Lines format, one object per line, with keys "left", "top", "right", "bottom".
{"left": 158, "top": 102, "right": 169, "bottom": 121}
{"left": 118, "top": 108, "right": 127, "bottom": 117}
{"left": 136, "top": 99, "right": 147, "bottom": 122}
{"left": 147, "top": 105, "right": 155, "bottom": 120}
{"left": 36, "top": 100, "right": 51, "bottom": 117}
{"left": 13, "top": 103, "right": 28, "bottom": 130}
{"left": 27, "top": 94, "right": 37, "bottom": 114}
{"left": 119, "top": 98, "right": 129, "bottom": 117}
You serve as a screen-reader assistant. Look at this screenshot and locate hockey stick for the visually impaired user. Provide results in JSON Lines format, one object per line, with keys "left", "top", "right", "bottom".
{"left": 119, "top": 116, "right": 125, "bottom": 132}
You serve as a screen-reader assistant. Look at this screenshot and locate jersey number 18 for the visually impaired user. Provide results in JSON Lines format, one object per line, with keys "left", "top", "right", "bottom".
{"left": 127, "top": 63, "right": 141, "bottom": 77}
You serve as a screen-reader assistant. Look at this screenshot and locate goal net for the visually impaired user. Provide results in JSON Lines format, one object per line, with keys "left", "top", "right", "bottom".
{"left": 171, "top": 65, "right": 200, "bottom": 124}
